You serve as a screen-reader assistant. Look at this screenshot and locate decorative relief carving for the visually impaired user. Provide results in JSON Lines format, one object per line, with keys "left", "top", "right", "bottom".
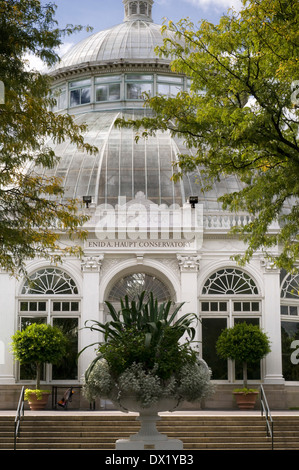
{"left": 100, "top": 258, "right": 120, "bottom": 278}
{"left": 177, "top": 255, "right": 201, "bottom": 272}
{"left": 260, "top": 257, "right": 280, "bottom": 273}
{"left": 81, "top": 255, "right": 104, "bottom": 272}
{"left": 160, "top": 258, "right": 180, "bottom": 280}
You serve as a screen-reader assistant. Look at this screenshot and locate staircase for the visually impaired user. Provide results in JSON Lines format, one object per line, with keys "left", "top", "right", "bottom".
{"left": 1, "top": 414, "right": 299, "bottom": 450}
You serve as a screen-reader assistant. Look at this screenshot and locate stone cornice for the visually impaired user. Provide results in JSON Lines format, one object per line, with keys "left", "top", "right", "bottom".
{"left": 49, "top": 59, "right": 173, "bottom": 83}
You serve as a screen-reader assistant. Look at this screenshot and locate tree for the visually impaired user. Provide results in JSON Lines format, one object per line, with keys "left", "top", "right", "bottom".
{"left": 11, "top": 323, "right": 67, "bottom": 389}
{"left": 0, "top": 0, "right": 96, "bottom": 275}
{"left": 216, "top": 322, "right": 271, "bottom": 389}
{"left": 116, "top": 0, "right": 299, "bottom": 272}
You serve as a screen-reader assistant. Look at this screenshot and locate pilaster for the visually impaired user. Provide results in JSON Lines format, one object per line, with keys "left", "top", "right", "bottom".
{"left": 177, "top": 254, "right": 200, "bottom": 342}
{"left": 79, "top": 256, "right": 103, "bottom": 378}
{"left": 260, "top": 258, "right": 284, "bottom": 384}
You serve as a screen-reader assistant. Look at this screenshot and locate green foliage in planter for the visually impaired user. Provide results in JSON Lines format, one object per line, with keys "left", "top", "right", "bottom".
{"left": 24, "top": 389, "right": 51, "bottom": 401}
{"left": 216, "top": 322, "right": 271, "bottom": 388}
{"left": 99, "top": 324, "right": 197, "bottom": 380}
{"left": 233, "top": 388, "right": 258, "bottom": 394}
{"left": 11, "top": 323, "right": 67, "bottom": 389}
{"left": 83, "top": 291, "right": 198, "bottom": 381}
{"left": 82, "top": 291, "right": 214, "bottom": 407}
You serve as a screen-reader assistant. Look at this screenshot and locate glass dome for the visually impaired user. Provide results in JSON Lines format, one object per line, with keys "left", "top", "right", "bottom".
{"left": 38, "top": 110, "right": 243, "bottom": 209}
{"left": 52, "top": 0, "right": 173, "bottom": 74}
{"left": 40, "top": 0, "right": 244, "bottom": 211}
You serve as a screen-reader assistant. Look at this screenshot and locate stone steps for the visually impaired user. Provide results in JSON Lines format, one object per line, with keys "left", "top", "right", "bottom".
{"left": 1, "top": 414, "right": 299, "bottom": 451}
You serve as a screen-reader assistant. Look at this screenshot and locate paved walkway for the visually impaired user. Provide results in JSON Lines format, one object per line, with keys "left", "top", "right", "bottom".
{"left": 1, "top": 409, "right": 299, "bottom": 416}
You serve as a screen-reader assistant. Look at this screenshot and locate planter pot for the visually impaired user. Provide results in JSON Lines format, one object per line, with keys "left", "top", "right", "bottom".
{"left": 233, "top": 391, "right": 258, "bottom": 410}
{"left": 26, "top": 391, "right": 50, "bottom": 410}
{"left": 112, "top": 396, "right": 183, "bottom": 450}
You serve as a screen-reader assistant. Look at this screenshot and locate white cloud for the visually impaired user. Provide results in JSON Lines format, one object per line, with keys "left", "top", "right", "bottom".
{"left": 183, "top": 0, "right": 242, "bottom": 12}
{"left": 24, "top": 42, "right": 74, "bottom": 72}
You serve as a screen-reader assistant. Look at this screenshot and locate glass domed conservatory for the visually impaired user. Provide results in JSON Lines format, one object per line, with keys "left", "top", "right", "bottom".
{"left": 1, "top": 0, "right": 299, "bottom": 411}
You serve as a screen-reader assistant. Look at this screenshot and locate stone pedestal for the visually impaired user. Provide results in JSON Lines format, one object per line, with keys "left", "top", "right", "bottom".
{"left": 114, "top": 397, "right": 183, "bottom": 450}
{"left": 116, "top": 411, "right": 183, "bottom": 450}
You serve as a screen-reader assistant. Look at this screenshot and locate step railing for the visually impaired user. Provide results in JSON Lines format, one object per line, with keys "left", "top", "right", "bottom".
{"left": 260, "top": 384, "right": 274, "bottom": 450}
{"left": 14, "top": 386, "right": 25, "bottom": 451}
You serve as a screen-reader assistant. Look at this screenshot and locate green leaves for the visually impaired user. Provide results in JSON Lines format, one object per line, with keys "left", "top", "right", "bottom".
{"left": 0, "top": 0, "right": 97, "bottom": 275}
{"left": 117, "top": 0, "right": 299, "bottom": 270}
{"left": 216, "top": 322, "right": 271, "bottom": 388}
{"left": 216, "top": 322, "right": 271, "bottom": 364}
{"left": 83, "top": 291, "right": 198, "bottom": 381}
{"left": 11, "top": 322, "right": 67, "bottom": 388}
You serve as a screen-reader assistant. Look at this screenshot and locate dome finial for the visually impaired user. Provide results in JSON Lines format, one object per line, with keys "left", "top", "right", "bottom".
{"left": 123, "top": 0, "right": 154, "bottom": 22}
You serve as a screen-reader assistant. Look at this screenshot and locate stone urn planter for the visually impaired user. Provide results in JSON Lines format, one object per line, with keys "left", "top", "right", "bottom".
{"left": 82, "top": 291, "right": 214, "bottom": 450}
{"left": 113, "top": 397, "right": 183, "bottom": 449}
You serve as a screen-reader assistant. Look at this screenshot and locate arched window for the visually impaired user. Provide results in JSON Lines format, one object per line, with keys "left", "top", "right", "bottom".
{"left": 200, "top": 267, "right": 261, "bottom": 382}
{"left": 130, "top": 2, "right": 137, "bottom": 14}
{"left": 202, "top": 268, "right": 259, "bottom": 295}
{"left": 280, "top": 269, "right": 299, "bottom": 381}
{"left": 139, "top": 2, "right": 147, "bottom": 14}
{"left": 22, "top": 268, "right": 78, "bottom": 295}
{"left": 281, "top": 270, "right": 299, "bottom": 300}
{"left": 108, "top": 272, "right": 171, "bottom": 303}
{"left": 18, "top": 267, "right": 80, "bottom": 382}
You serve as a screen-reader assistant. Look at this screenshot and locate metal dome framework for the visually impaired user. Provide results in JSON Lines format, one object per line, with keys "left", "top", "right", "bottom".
{"left": 39, "top": 0, "right": 245, "bottom": 212}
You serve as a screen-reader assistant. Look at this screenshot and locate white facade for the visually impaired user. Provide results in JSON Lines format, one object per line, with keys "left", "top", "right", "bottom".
{"left": 1, "top": 0, "right": 299, "bottom": 409}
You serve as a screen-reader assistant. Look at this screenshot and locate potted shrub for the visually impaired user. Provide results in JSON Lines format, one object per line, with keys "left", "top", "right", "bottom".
{"left": 216, "top": 322, "right": 271, "bottom": 409}
{"left": 82, "top": 291, "right": 213, "bottom": 449}
{"left": 11, "top": 323, "right": 67, "bottom": 410}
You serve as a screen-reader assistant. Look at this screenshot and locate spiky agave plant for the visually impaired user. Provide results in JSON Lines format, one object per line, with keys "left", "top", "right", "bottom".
{"left": 81, "top": 291, "right": 198, "bottom": 381}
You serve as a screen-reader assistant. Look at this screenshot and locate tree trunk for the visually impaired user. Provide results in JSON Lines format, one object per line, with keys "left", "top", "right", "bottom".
{"left": 243, "top": 361, "right": 247, "bottom": 389}
{"left": 36, "top": 362, "right": 41, "bottom": 389}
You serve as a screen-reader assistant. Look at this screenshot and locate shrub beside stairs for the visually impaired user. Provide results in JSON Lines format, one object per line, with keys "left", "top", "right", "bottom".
{"left": 1, "top": 414, "right": 299, "bottom": 450}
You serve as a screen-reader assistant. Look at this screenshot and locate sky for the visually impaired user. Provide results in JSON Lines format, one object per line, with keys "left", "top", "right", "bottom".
{"left": 43, "top": 0, "right": 243, "bottom": 56}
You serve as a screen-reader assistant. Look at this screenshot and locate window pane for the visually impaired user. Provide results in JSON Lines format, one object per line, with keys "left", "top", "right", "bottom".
{"left": 109, "top": 83, "right": 120, "bottom": 101}
{"left": 19, "top": 317, "right": 47, "bottom": 381}
{"left": 29, "top": 302, "right": 37, "bottom": 312}
{"left": 20, "top": 302, "right": 28, "bottom": 312}
{"left": 202, "top": 318, "right": 228, "bottom": 380}
{"left": 96, "top": 85, "right": 108, "bottom": 101}
{"left": 70, "top": 89, "right": 80, "bottom": 107}
{"left": 157, "top": 84, "right": 169, "bottom": 95}
{"left": 81, "top": 88, "right": 90, "bottom": 104}
{"left": 127, "top": 83, "right": 152, "bottom": 99}
{"left": 52, "top": 318, "right": 78, "bottom": 380}
{"left": 126, "top": 74, "right": 152, "bottom": 81}
{"left": 281, "top": 321, "right": 299, "bottom": 380}
{"left": 157, "top": 75, "right": 183, "bottom": 83}
{"left": 201, "top": 302, "right": 209, "bottom": 312}
{"left": 170, "top": 85, "right": 182, "bottom": 96}
{"left": 290, "top": 306, "right": 298, "bottom": 316}
{"left": 281, "top": 305, "right": 288, "bottom": 315}
{"left": 38, "top": 302, "right": 47, "bottom": 312}
{"left": 234, "top": 318, "right": 260, "bottom": 380}
{"left": 71, "top": 302, "right": 79, "bottom": 311}
{"left": 95, "top": 75, "right": 121, "bottom": 83}
{"left": 70, "top": 79, "right": 91, "bottom": 88}
{"left": 53, "top": 302, "right": 61, "bottom": 312}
